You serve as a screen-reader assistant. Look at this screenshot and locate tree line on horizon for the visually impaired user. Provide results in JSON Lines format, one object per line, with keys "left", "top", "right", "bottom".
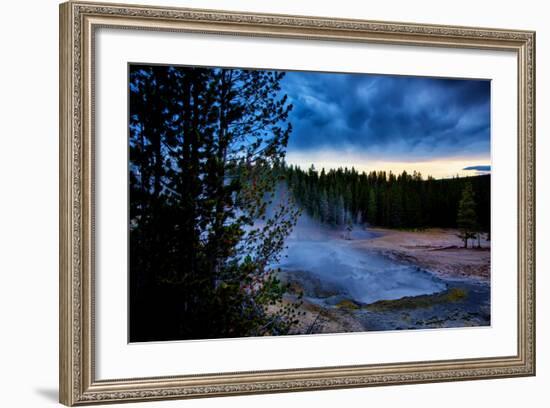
{"left": 284, "top": 164, "right": 490, "bottom": 236}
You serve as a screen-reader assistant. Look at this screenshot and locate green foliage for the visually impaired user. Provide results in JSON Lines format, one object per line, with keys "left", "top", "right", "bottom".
{"left": 285, "top": 166, "right": 490, "bottom": 231}
{"left": 457, "top": 183, "right": 478, "bottom": 248}
{"left": 129, "top": 65, "right": 300, "bottom": 341}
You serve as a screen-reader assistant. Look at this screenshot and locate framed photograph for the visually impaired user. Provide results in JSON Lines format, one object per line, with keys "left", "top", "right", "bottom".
{"left": 59, "top": 1, "right": 536, "bottom": 405}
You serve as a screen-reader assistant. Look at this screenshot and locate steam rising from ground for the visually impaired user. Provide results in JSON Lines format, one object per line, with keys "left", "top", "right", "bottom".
{"left": 276, "top": 211, "right": 447, "bottom": 304}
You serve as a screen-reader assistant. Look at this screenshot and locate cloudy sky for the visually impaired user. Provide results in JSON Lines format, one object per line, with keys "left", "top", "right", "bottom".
{"left": 280, "top": 71, "right": 491, "bottom": 179}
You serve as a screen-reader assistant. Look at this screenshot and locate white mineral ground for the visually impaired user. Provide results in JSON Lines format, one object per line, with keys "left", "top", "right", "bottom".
{"left": 354, "top": 227, "right": 490, "bottom": 282}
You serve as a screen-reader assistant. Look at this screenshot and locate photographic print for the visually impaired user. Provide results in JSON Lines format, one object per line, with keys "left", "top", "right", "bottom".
{"left": 60, "top": 5, "right": 535, "bottom": 403}
{"left": 128, "top": 64, "right": 491, "bottom": 342}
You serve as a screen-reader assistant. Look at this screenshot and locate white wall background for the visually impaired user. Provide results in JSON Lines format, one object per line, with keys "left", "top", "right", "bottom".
{"left": 0, "top": 0, "right": 546, "bottom": 407}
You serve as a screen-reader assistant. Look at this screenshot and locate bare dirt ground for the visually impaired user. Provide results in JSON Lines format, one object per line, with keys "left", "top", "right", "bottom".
{"left": 354, "top": 228, "right": 490, "bottom": 282}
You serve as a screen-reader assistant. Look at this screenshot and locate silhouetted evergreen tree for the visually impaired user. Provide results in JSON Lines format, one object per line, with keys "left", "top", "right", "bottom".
{"left": 129, "top": 65, "right": 301, "bottom": 341}
{"left": 367, "top": 189, "right": 377, "bottom": 225}
{"left": 457, "top": 183, "right": 478, "bottom": 248}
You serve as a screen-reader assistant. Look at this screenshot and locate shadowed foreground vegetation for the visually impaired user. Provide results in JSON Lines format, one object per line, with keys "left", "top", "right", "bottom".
{"left": 129, "top": 64, "right": 303, "bottom": 341}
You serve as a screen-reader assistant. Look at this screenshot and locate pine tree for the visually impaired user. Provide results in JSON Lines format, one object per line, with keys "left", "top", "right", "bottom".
{"left": 345, "top": 216, "right": 353, "bottom": 240}
{"left": 356, "top": 210, "right": 363, "bottom": 225}
{"left": 457, "top": 182, "right": 478, "bottom": 248}
{"left": 319, "top": 189, "right": 329, "bottom": 224}
{"left": 389, "top": 184, "right": 403, "bottom": 228}
{"left": 337, "top": 195, "right": 346, "bottom": 225}
{"left": 129, "top": 65, "right": 301, "bottom": 341}
{"left": 367, "top": 189, "right": 377, "bottom": 225}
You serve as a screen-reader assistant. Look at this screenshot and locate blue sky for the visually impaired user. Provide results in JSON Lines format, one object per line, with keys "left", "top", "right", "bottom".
{"left": 280, "top": 71, "right": 491, "bottom": 178}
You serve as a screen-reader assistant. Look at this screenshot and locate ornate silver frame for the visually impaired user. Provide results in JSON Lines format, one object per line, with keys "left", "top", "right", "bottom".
{"left": 59, "top": 1, "right": 536, "bottom": 405}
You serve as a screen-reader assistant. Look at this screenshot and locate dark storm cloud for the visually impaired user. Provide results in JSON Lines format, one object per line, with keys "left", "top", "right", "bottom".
{"left": 280, "top": 71, "right": 491, "bottom": 160}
